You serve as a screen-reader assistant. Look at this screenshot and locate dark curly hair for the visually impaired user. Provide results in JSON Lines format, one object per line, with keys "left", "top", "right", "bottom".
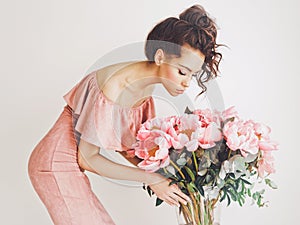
{"left": 145, "top": 4, "right": 223, "bottom": 96}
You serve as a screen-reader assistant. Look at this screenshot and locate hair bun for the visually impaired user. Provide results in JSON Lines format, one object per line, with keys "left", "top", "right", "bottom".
{"left": 179, "top": 5, "right": 212, "bottom": 29}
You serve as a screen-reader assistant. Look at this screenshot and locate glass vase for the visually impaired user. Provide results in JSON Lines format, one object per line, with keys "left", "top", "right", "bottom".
{"left": 175, "top": 192, "right": 220, "bottom": 225}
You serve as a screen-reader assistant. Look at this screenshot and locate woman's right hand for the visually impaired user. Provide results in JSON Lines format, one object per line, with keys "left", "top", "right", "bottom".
{"left": 147, "top": 173, "right": 190, "bottom": 207}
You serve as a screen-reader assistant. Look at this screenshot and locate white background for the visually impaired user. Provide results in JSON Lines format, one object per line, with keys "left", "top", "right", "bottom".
{"left": 3, "top": 0, "right": 300, "bottom": 224}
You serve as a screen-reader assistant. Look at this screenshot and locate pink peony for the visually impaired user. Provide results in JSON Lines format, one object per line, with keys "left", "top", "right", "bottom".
{"left": 167, "top": 114, "right": 201, "bottom": 151}
{"left": 221, "top": 106, "right": 239, "bottom": 121}
{"left": 172, "top": 113, "right": 222, "bottom": 151}
{"left": 135, "top": 130, "right": 171, "bottom": 159}
{"left": 253, "top": 122, "right": 271, "bottom": 139}
{"left": 176, "top": 114, "right": 200, "bottom": 131}
{"left": 198, "top": 122, "right": 222, "bottom": 149}
{"left": 172, "top": 128, "right": 201, "bottom": 152}
{"left": 137, "top": 156, "right": 170, "bottom": 173}
{"left": 253, "top": 122, "right": 278, "bottom": 152}
{"left": 257, "top": 151, "right": 276, "bottom": 177}
{"left": 134, "top": 121, "right": 173, "bottom": 172}
{"left": 223, "top": 119, "right": 259, "bottom": 157}
{"left": 193, "top": 108, "right": 221, "bottom": 127}
{"left": 259, "top": 141, "right": 278, "bottom": 151}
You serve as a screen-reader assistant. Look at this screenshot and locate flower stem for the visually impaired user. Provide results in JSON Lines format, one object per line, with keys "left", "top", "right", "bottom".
{"left": 192, "top": 152, "right": 198, "bottom": 172}
{"left": 180, "top": 203, "right": 193, "bottom": 224}
{"left": 170, "top": 160, "right": 186, "bottom": 179}
{"left": 163, "top": 167, "right": 168, "bottom": 175}
{"left": 187, "top": 191, "right": 200, "bottom": 225}
{"left": 227, "top": 149, "right": 232, "bottom": 159}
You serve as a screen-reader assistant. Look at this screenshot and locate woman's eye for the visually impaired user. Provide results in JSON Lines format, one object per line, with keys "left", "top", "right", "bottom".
{"left": 179, "top": 70, "right": 186, "bottom": 76}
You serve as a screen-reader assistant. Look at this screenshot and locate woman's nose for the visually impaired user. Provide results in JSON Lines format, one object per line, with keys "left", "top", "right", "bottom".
{"left": 182, "top": 76, "right": 191, "bottom": 88}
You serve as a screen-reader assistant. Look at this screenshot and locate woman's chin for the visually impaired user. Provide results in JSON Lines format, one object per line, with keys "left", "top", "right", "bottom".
{"left": 168, "top": 91, "right": 180, "bottom": 97}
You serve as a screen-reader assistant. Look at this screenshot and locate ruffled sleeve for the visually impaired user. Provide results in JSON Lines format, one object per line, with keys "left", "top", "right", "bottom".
{"left": 63, "top": 72, "right": 102, "bottom": 147}
{"left": 62, "top": 71, "right": 156, "bottom": 151}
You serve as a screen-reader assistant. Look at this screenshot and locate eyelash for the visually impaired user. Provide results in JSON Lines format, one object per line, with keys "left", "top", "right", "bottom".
{"left": 179, "top": 70, "right": 187, "bottom": 76}
{"left": 179, "top": 70, "right": 197, "bottom": 78}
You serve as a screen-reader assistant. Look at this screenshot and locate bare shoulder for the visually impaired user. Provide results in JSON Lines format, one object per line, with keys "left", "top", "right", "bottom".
{"left": 95, "top": 62, "right": 134, "bottom": 90}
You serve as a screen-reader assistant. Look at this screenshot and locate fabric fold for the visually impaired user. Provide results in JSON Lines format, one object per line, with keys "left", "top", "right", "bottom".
{"left": 63, "top": 71, "right": 156, "bottom": 151}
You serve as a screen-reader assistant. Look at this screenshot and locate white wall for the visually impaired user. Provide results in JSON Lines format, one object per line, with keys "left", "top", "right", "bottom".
{"left": 3, "top": 0, "right": 299, "bottom": 224}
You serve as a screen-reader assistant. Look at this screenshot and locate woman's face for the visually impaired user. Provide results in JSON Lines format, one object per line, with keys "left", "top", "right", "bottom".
{"left": 158, "top": 44, "right": 205, "bottom": 96}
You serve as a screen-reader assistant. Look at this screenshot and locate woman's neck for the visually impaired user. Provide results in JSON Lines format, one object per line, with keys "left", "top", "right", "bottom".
{"left": 122, "top": 61, "right": 161, "bottom": 92}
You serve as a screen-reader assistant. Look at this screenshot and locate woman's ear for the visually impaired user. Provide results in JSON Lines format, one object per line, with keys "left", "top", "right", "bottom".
{"left": 154, "top": 49, "right": 165, "bottom": 66}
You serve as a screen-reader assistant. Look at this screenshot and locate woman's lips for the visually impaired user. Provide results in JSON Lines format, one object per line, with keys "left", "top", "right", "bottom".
{"left": 176, "top": 89, "right": 184, "bottom": 94}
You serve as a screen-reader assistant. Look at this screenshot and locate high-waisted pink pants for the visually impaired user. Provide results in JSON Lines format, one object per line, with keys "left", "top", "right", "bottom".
{"left": 28, "top": 105, "right": 116, "bottom": 225}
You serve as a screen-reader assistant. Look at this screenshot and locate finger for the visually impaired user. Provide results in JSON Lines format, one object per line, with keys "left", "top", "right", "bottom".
{"left": 165, "top": 196, "right": 180, "bottom": 207}
{"left": 169, "top": 192, "right": 188, "bottom": 206}
{"left": 172, "top": 186, "right": 191, "bottom": 202}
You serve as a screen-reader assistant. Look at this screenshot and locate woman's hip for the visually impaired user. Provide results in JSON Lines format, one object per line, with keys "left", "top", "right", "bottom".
{"left": 28, "top": 105, "right": 81, "bottom": 175}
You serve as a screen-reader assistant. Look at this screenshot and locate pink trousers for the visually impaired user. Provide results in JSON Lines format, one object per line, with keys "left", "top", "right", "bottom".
{"left": 28, "top": 105, "right": 116, "bottom": 225}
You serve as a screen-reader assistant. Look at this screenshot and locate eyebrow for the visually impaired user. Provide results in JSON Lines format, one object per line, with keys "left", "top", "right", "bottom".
{"left": 178, "top": 63, "right": 202, "bottom": 74}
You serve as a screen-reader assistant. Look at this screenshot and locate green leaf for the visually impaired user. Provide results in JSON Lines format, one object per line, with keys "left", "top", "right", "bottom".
{"left": 228, "top": 183, "right": 237, "bottom": 194}
{"left": 155, "top": 198, "right": 164, "bottom": 206}
{"left": 169, "top": 180, "right": 178, "bottom": 186}
{"left": 241, "top": 180, "right": 245, "bottom": 193}
{"left": 189, "top": 182, "right": 200, "bottom": 193}
{"left": 237, "top": 194, "right": 245, "bottom": 207}
{"left": 147, "top": 186, "right": 153, "bottom": 197}
{"left": 184, "top": 166, "right": 195, "bottom": 182}
{"left": 228, "top": 173, "right": 236, "bottom": 179}
{"left": 220, "top": 189, "right": 227, "bottom": 202}
{"left": 184, "top": 106, "right": 193, "bottom": 114}
{"left": 198, "top": 184, "right": 205, "bottom": 196}
{"left": 235, "top": 178, "right": 240, "bottom": 190}
{"left": 247, "top": 188, "right": 252, "bottom": 197}
{"left": 241, "top": 178, "right": 252, "bottom": 185}
{"left": 252, "top": 191, "right": 261, "bottom": 201}
{"left": 257, "top": 196, "right": 262, "bottom": 206}
{"left": 226, "top": 193, "right": 231, "bottom": 206}
{"left": 227, "top": 189, "right": 237, "bottom": 202}
{"left": 265, "top": 178, "right": 278, "bottom": 189}
{"left": 186, "top": 182, "right": 194, "bottom": 193}
{"left": 177, "top": 181, "right": 186, "bottom": 189}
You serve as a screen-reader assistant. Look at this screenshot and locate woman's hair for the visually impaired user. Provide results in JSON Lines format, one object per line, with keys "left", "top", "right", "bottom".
{"left": 145, "top": 4, "right": 223, "bottom": 96}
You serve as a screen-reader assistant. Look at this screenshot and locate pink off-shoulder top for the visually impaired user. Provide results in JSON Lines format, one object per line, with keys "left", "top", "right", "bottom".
{"left": 63, "top": 71, "right": 156, "bottom": 153}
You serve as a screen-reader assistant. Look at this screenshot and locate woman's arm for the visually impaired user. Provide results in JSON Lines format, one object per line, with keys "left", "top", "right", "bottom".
{"left": 77, "top": 139, "right": 190, "bottom": 207}
{"left": 117, "top": 151, "right": 142, "bottom": 167}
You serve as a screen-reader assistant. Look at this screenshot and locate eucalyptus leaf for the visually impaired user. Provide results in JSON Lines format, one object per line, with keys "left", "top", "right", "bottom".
{"left": 205, "top": 174, "right": 213, "bottom": 183}
{"left": 177, "top": 157, "right": 187, "bottom": 166}
{"left": 166, "top": 165, "right": 176, "bottom": 176}
{"left": 265, "top": 178, "right": 278, "bottom": 189}
{"left": 244, "top": 153, "right": 258, "bottom": 163}
{"left": 198, "top": 169, "right": 208, "bottom": 176}
{"left": 217, "top": 177, "right": 225, "bottom": 189}
{"left": 198, "top": 155, "right": 211, "bottom": 170}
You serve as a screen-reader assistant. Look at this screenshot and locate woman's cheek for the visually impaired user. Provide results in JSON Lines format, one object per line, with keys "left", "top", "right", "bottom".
{"left": 164, "top": 67, "right": 179, "bottom": 84}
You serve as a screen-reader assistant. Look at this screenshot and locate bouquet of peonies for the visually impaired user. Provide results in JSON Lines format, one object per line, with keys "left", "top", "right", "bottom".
{"left": 133, "top": 106, "right": 278, "bottom": 225}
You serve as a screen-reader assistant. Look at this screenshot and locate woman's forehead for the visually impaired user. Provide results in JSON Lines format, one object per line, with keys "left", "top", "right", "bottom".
{"left": 173, "top": 47, "right": 205, "bottom": 72}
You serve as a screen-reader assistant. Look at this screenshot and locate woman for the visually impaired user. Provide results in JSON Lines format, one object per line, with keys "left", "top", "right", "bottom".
{"left": 28, "top": 4, "right": 222, "bottom": 225}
